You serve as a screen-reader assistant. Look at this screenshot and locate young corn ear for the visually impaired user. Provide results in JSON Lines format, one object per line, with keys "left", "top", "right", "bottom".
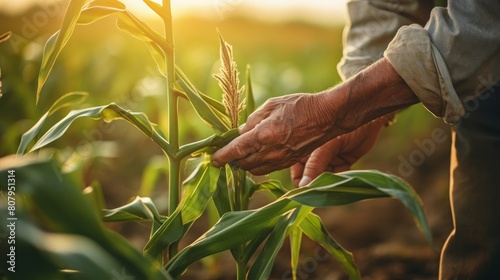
{"left": 213, "top": 32, "right": 245, "bottom": 129}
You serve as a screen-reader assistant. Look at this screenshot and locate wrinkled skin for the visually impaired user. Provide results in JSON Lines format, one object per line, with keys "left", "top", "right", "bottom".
{"left": 212, "top": 92, "right": 351, "bottom": 175}
{"left": 291, "top": 117, "right": 386, "bottom": 187}
{"left": 212, "top": 58, "right": 418, "bottom": 177}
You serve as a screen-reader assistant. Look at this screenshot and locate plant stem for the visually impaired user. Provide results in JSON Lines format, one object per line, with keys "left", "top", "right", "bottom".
{"left": 162, "top": 0, "right": 180, "bottom": 257}
{"left": 236, "top": 260, "right": 246, "bottom": 280}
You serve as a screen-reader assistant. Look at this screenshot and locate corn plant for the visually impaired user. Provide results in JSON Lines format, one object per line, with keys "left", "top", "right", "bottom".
{"left": 5, "top": 0, "right": 432, "bottom": 279}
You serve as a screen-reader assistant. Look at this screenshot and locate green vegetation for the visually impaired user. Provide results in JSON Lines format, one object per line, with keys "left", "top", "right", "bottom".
{"left": 0, "top": 1, "right": 436, "bottom": 279}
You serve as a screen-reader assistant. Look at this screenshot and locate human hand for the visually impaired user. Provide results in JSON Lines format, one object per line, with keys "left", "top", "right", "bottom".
{"left": 211, "top": 58, "right": 418, "bottom": 175}
{"left": 290, "top": 117, "right": 386, "bottom": 187}
{"left": 211, "top": 92, "right": 348, "bottom": 175}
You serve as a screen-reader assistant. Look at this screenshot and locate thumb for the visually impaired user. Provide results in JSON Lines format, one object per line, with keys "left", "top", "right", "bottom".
{"left": 299, "top": 140, "right": 341, "bottom": 187}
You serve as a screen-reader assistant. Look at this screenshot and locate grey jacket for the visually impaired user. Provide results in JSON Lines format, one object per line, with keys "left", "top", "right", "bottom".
{"left": 337, "top": 0, "right": 500, "bottom": 124}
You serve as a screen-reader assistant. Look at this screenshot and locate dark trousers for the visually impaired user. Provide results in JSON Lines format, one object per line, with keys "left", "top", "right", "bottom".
{"left": 440, "top": 83, "right": 500, "bottom": 279}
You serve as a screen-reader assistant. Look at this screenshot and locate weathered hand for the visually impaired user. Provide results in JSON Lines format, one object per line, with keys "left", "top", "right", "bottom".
{"left": 211, "top": 92, "right": 346, "bottom": 175}
{"left": 211, "top": 58, "right": 418, "bottom": 176}
{"left": 290, "top": 117, "right": 386, "bottom": 187}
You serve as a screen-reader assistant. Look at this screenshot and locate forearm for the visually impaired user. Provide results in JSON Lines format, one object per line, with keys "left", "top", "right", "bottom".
{"left": 322, "top": 58, "right": 419, "bottom": 133}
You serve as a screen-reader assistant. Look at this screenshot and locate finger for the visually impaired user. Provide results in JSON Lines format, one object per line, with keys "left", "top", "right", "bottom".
{"left": 332, "top": 164, "right": 351, "bottom": 173}
{"left": 300, "top": 140, "right": 342, "bottom": 187}
{"left": 290, "top": 161, "right": 306, "bottom": 187}
{"left": 237, "top": 151, "right": 289, "bottom": 175}
{"left": 247, "top": 161, "right": 291, "bottom": 176}
{"left": 212, "top": 132, "right": 259, "bottom": 167}
{"left": 240, "top": 99, "right": 277, "bottom": 134}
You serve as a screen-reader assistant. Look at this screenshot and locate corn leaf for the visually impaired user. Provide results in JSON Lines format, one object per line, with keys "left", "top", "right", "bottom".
{"left": 212, "top": 166, "right": 233, "bottom": 216}
{"left": 175, "top": 66, "right": 227, "bottom": 115}
{"left": 83, "top": 181, "right": 106, "bottom": 217}
{"left": 102, "top": 196, "right": 164, "bottom": 225}
{"left": 166, "top": 170, "right": 431, "bottom": 278}
{"left": 248, "top": 215, "right": 291, "bottom": 280}
{"left": 248, "top": 206, "right": 311, "bottom": 280}
{"left": 77, "top": 0, "right": 126, "bottom": 24}
{"left": 0, "top": 156, "right": 172, "bottom": 279}
{"left": 299, "top": 213, "right": 362, "bottom": 280}
{"left": 165, "top": 198, "right": 297, "bottom": 277}
{"left": 78, "top": 0, "right": 171, "bottom": 76}
{"left": 17, "top": 91, "right": 88, "bottom": 155}
{"left": 37, "top": 0, "right": 171, "bottom": 103}
{"left": 143, "top": 0, "right": 168, "bottom": 21}
{"left": 37, "top": 0, "right": 87, "bottom": 102}
{"left": 290, "top": 171, "right": 432, "bottom": 246}
{"left": 139, "top": 156, "right": 168, "bottom": 197}
{"left": 144, "top": 162, "right": 221, "bottom": 259}
{"left": 16, "top": 222, "right": 126, "bottom": 280}
{"left": 289, "top": 227, "right": 302, "bottom": 280}
{"left": 179, "top": 162, "right": 221, "bottom": 223}
{"left": 177, "top": 128, "right": 238, "bottom": 158}
{"left": 175, "top": 73, "right": 230, "bottom": 132}
{"left": 242, "top": 64, "right": 255, "bottom": 124}
{"left": 27, "top": 103, "right": 172, "bottom": 157}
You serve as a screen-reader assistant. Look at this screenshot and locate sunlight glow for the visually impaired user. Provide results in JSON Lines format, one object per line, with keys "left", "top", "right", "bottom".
{"left": 153, "top": 0, "right": 346, "bottom": 25}
{"left": 0, "top": 0, "right": 347, "bottom": 26}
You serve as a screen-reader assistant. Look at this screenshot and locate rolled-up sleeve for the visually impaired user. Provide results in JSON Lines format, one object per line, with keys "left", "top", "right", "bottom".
{"left": 384, "top": 1, "right": 500, "bottom": 124}
{"left": 338, "top": 0, "right": 433, "bottom": 80}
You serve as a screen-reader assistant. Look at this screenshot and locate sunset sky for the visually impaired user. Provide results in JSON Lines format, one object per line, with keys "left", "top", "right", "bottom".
{"left": 0, "top": 0, "right": 348, "bottom": 25}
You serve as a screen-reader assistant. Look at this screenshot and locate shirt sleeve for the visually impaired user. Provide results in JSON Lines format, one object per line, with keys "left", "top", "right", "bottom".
{"left": 337, "top": 0, "right": 434, "bottom": 80}
{"left": 384, "top": 1, "right": 500, "bottom": 124}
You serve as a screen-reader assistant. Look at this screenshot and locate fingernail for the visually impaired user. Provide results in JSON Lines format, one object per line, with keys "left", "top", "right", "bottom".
{"left": 298, "top": 176, "right": 311, "bottom": 187}
{"left": 238, "top": 123, "right": 246, "bottom": 133}
{"left": 211, "top": 160, "right": 221, "bottom": 167}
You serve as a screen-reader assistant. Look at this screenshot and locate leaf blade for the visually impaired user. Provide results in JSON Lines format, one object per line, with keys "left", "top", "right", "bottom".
{"left": 37, "top": 0, "right": 87, "bottom": 102}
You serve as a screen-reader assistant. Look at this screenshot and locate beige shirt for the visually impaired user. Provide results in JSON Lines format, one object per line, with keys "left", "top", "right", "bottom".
{"left": 337, "top": 0, "right": 500, "bottom": 124}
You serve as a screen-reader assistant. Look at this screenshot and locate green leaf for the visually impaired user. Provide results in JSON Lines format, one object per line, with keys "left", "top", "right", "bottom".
{"left": 177, "top": 128, "right": 239, "bottom": 158}
{"left": 289, "top": 226, "right": 302, "bottom": 280}
{"left": 78, "top": 0, "right": 171, "bottom": 77}
{"left": 175, "top": 65, "right": 227, "bottom": 115}
{"left": 17, "top": 222, "right": 124, "bottom": 280}
{"left": 249, "top": 206, "right": 311, "bottom": 280}
{"left": 146, "top": 41, "right": 167, "bottom": 77}
{"left": 0, "top": 156, "right": 172, "bottom": 279}
{"left": 77, "top": 0, "right": 126, "bottom": 25}
{"left": 102, "top": 196, "right": 164, "bottom": 225}
{"left": 242, "top": 64, "right": 255, "bottom": 124}
{"left": 165, "top": 198, "right": 298, "bottom": 277}
{"left": 83, "top": 181, "right": 106, "bottom": 217}
{"left": 144, "top": 162, "right": 222, "bottom": 260}
{"left": 27, "top": 103, "right": 173, "bottom": 157}
{"left": 343, "top": 170, "right": 433, "bottom": 246}
{"left": 37, "top": 0, "right": 87, "bottom": 103}
{"left": 166, "top": 170, "right": 431, "bottom": 278}
{"left": 256, "top": 179, "right": 289, "bottom": 193}
{"left": 143, "top": 209, "right": 183, "bottom": 259}
{"left": 179, "top": 162, "right": 221, "bottom": 223}
{"left": 248, "top": 215, "right": 290, "bottom": 280}
{"left": 37, "top": 0, "right": 171, "bottom": 102}
{"left": 175, "top": 71, "right": 230, "bottom": 132}
{"left": 139, "top": 155, "right": 168, "bottom": 197}
{"left": 17, "top": 91, "right": 88, "bottom": 155}
{"left": 299, "top": 213, "right": 362, "bottom": 280}
{"left": 143, "top": 0, "right": 168, "bottom": 20}
{"left": 291, "top": 171, "right": 432, "bottom": 246}
{"left": 212, "top": 166, "right": 233, "bottom": 216}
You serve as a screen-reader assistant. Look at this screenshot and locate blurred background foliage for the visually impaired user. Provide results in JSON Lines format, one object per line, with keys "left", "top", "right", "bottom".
{"left": 0, "top": 1, "right": 452, "bottom": 279}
